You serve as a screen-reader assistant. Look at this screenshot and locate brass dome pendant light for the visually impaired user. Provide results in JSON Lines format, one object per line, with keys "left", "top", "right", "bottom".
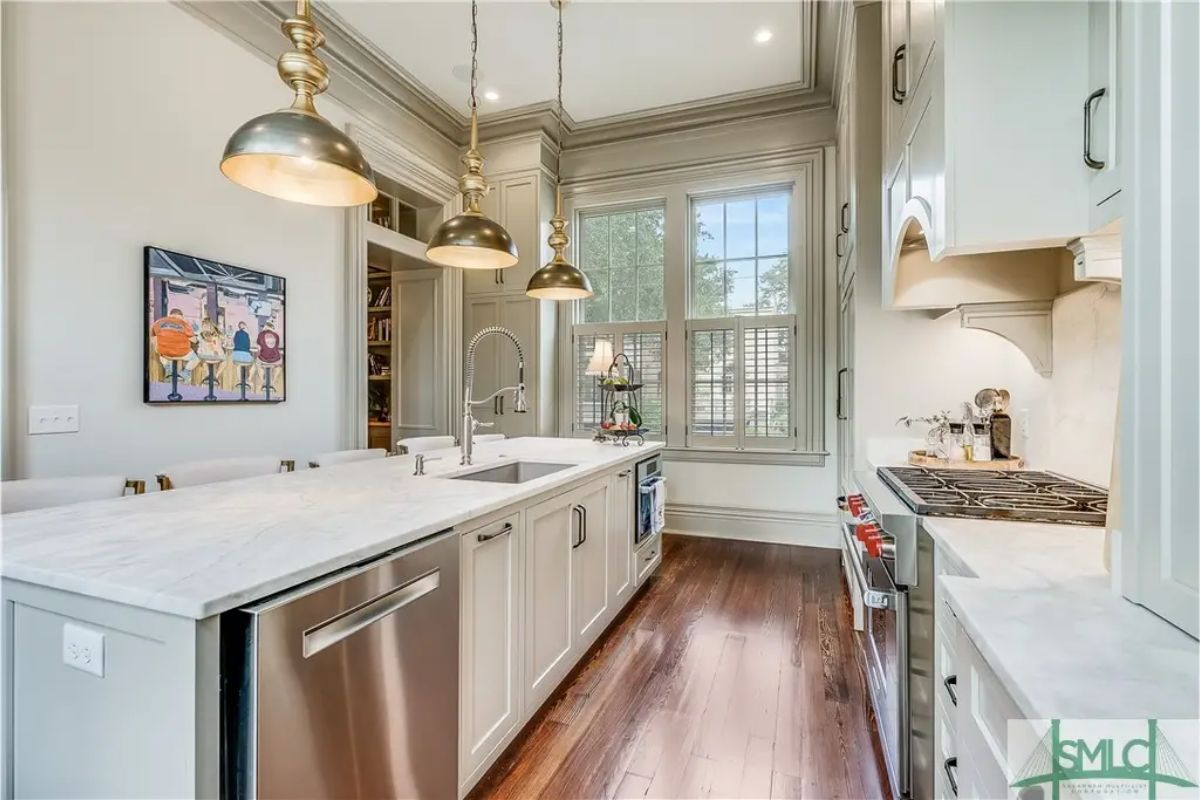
{"left": 427, "top": 1, "right": 519, "bottom": 270}
{"left": 220, "top": 0, "right": 377, "bottom": 207}
{"left": 526, "top": 0, "right": 593, "bottom": 300}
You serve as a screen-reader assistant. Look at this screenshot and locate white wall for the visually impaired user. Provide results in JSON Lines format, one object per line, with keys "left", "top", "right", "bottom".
{"left": 855, "top": 261, "right": 1122, "bottom": 488}
{"left": 2, "top": 3, "right": 453, "bottom": 482}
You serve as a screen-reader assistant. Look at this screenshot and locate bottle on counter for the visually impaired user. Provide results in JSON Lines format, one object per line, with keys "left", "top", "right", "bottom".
{"left": 991, "top": 410, "right": 1012, "bottom": 458}
{"left": 973, "top": 423, "right": 992, "bottom": 461}
{"left": 947, "top": 423, "right": 967, "bottom": 461}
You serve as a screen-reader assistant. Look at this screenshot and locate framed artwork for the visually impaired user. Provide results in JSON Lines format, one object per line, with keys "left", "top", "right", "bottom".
{"left": 144, "top": 246, "right": 286, "bottom": 404}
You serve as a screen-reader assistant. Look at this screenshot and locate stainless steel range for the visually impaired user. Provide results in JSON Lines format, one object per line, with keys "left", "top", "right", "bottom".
{"left": 842, "top": 466, "right": 1110, "bottom": 799}
{"left": 877, "top": 467, "right": 1108, "bottom": 526}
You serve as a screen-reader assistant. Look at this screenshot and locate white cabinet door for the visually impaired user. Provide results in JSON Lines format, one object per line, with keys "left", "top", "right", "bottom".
{"left": 496, "top": 177, "right": 540, "bottom": 295}
{"left": 1087, "top": 0, "right": 1123, "bottom": 228}
{"left": 608, "top": 467, "right": 634, "bottom": 610}
{"left": 907, "top": 0, "right": 938, "bottom": 105}
{"left": 460, "top": 514, "right": 521, "bottom": 787}
{"left": 1119, "top": 0, "right": 1200, "bottom": 638}
{"left": 884, "top": 0, "right": 909, "bottom": 163}
{"left": 523, "top": 492, "right": 575, "bottom": 713}
{"left": 836, "top": 277, "right": 856, "bottom": 495}
{"left": 573, "top": 478, "right": 610, "bottom": 649}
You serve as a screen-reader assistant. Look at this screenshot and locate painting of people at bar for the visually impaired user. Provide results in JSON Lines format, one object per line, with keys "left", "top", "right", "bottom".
{"left": 144, "top": 246, "right": 286, "bottom": 403}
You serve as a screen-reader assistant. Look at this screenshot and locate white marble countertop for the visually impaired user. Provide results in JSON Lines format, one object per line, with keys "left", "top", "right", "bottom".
{"left": 927, "top": 516, "right": 1199, "bottom": 721}
{"left": 1, "top": 437, "right": 661, "bottom": 620}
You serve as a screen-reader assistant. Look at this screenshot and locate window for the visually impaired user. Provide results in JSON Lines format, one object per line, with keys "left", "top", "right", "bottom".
{"left": 571, "top": 325, "right": 666, "bottom": 436}
{"left": 687, "top": 188, "right": 796, "bottom": 451}
{"left": 570, "top": 203, "right": 668, "bottom": 438}
{"left": 691, "top": 190, "right": 790, "bottom": 318}
{"left": 579, "top": 206, "right": 665, "bottom": 323}
{"left": 562, "top": 160, "right": 821, "bottom": 462}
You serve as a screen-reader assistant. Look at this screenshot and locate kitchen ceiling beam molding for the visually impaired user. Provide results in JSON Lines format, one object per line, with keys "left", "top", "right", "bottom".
{"left": 526, "top": 0, "right": 592, "bottom": 301}
{"left": 426, "top": 1, "right": 519, "bottom": 270}
{"left": 220, "top": 0, "right": 378, "bottom": 207}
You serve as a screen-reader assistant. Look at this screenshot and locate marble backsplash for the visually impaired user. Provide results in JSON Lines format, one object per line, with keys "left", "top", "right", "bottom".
{"left": 1041, "top": 282, "right": 1121, "bottom": 487}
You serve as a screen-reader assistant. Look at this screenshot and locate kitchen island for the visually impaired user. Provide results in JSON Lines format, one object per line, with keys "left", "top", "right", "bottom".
{"left": 1, "top": 437, "right": 664, "bottom": 798}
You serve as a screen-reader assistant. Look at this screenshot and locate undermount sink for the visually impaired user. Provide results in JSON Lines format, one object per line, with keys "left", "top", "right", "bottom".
{"left": 450, "top": 461, "right": 575, "bottom": 484}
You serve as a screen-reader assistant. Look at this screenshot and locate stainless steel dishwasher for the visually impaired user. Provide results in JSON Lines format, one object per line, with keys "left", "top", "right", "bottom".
{"left": 221, "top": 529, "right": 459, "bottom": 799}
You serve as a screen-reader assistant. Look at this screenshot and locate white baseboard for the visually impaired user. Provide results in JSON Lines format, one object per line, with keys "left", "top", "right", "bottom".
{"left": 663, "top": 502, "right": 839, "bottom": 549}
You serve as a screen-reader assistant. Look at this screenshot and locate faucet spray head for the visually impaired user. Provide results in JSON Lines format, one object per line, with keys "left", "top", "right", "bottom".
{"left": 513, "top": 384, "right": 529, "bottom": 413}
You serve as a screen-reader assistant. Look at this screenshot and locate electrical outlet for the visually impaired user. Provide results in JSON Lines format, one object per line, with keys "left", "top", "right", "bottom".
{"left": 62, "top": 623, "right": 105, "bottom": 678}
{"left": 28, "top": 405, "right": 80, "bottom": 435}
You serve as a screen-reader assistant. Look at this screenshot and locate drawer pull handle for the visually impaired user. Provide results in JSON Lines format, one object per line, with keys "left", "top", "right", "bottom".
{"left": 617, "top": 469, "right": 632, "bottom": 477}
{"left": 943, "top": 674, "right": 958, "bottom": 706}
{"left": 944, "top": 757, "right": 958, "bottom": 797}
{"left": 477, "top": 522, "right": 513, "bottom": 543}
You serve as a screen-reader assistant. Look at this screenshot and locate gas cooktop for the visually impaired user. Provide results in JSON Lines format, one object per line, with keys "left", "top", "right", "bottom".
{"left": 877, "top": 466, "right": 1109, "bottom": 526}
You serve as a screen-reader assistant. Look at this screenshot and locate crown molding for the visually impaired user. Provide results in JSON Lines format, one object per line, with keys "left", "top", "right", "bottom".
{"left": 182, "top": 0, "right": 831, "bottom": 153}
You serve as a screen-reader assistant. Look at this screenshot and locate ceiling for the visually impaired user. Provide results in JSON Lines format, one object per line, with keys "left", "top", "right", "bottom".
{"left": 323, "top": 2, "right": 820, "bottom": 124}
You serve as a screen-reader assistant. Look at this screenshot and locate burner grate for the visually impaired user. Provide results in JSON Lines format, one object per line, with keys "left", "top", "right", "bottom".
{"left": 876, "top": 466, "right": 1108, "bottom": 526}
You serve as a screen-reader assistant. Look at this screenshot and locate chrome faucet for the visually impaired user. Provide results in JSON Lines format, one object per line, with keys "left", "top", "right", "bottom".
{"left": 462, "top": 326, "right": 528, "bottom": 465}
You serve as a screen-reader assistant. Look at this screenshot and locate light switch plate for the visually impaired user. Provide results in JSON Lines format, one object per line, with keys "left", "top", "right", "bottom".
{"left": 62, "top": 623, "right": 105, "bottom": 678}
{"left": 28, "top": 405, "right": 80, "bottom": 435}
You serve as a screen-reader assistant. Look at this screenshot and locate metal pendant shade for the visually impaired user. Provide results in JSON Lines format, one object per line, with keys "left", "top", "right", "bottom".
{"left": 426, "top": 1, "right": 519, "bottom": 270}
{"left": 526, "top": 0, "right": 592, "bottom": 300}
{"left": 526, "top": 188, "right": 592, "bottom": 299}
{"left": 220, "top": 1, "right": 377, "bottom": 207}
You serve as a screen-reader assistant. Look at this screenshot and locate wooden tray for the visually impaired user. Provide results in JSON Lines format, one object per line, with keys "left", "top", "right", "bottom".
{"left": 908, "top": 450, "right": 1025, "bottom": 470}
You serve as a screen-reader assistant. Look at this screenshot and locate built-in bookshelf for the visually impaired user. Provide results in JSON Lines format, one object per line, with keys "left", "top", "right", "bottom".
{"left": 366, "top": 271, "right": 393, "bottom": 449}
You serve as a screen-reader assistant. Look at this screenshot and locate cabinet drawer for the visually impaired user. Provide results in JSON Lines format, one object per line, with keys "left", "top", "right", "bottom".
{"left": 956, "top": 628, "right": 1034, "bottom": 795}
{"left": 635, "top": 536, "right": 661, "bottom": 586}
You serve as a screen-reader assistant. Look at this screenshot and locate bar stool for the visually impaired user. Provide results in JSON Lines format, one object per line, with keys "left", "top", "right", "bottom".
{"left": 2, "top": 475, "right": 145, "bottom": 514}
{"left": 157, "top": 457, "right": 294, "bottom": 490}
{"left": 198, "top": 353, "right": 223, "bottom": 401}
{"left": 256, "top": 357, "right": 280, "bottom": 401}
{"left": 166, "top": 358, "right": 185, "bottom": 401}
{"left": 309, "top": 449, "right": 388, "bottom": 468}
{"left": 395, "top": 436, "right": 454, "bottom": 455}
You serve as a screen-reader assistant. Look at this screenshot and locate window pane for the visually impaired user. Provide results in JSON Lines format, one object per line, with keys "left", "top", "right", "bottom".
{"left": 743, "top": 326, "right": 791, "bottom": 438}
{"left": 693, "top": 202, "right": 725, "bottom": 262}
{"left": 725, "top": 198, "right": 756, "bottom": 259}
{"left": 757, "top": 257, "right": 790, "bottom": 315}
{"left": 689, "top": 190, "right": 792, "bottom": 319}
{"left": 580, "top": 215, "right": 609, "bottom": 269}
{"left": 609, "top": 212, "right": 637, "bottom": 267}
{"left": 610, "top": 267, "right": 638, "bottom": 323}
{"left": 689, "top": 328, "right": 736, "bottom": 438}
{"left": 726, "top": 259, "right": 757, "bottom": 316}
{"left": 578, "top": 205, "right": 664, "bottom": 324}
{"left": 575, "top": 332, "right": 614, "bottom": 429}
{"left": 583, "top": 270, "right": 610, "bottom": 323}
{"left": 636, "top": 209, "right": 665, "bottom": 266}
{"left": 691, "top": 260, "right": 726, "bottom": 318}
{"left": 622, "top": 332, "right": 664, "bottom": 434}
{"left": 638, "top": 264, "right": 665, "bottom": 321}
{"left": 756, "top": 193, "right": 789, "bottom": 256}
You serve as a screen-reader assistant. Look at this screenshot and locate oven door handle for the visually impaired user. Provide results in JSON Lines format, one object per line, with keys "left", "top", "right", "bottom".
{"left": 843, "top": 522, "right": 898, "bottom": 611}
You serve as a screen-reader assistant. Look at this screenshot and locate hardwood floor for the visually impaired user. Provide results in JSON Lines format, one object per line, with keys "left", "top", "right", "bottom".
{"left": 470, "top": 534, "right": 890, "bottom": 800}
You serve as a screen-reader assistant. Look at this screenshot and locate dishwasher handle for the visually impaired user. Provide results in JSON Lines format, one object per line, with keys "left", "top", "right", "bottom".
{"left": 302, "top": 568, "right": 440, "bottom": 658}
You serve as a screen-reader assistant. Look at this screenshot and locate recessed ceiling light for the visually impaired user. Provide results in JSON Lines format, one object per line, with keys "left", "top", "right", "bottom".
{"left": 754, "top": 28, "right": 773, "bottom": 44}
{"left": 484, "top": 89, "right": 501, "bottom": 102}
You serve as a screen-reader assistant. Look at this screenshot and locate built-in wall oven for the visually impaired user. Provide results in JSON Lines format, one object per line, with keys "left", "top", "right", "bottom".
{"left": 844, "top": 471, "right": 935, "bottom": 800}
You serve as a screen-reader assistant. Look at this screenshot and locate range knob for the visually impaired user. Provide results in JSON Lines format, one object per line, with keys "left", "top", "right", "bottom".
{"left": 846, "top": 494, "right": 866, "bottom": 517}
{"left": 855, "top": 522, "right": 881, "bottom": 542}
{"left": 864, "top": 532, "right": 886, "bottom": 559}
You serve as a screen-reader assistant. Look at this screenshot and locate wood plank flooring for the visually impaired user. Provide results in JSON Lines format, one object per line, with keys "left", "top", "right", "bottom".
{"left": 470, "top": 534, "right": 890, "bottom": 800}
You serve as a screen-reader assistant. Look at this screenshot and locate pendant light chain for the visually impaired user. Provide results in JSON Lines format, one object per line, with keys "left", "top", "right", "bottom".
{"left": 470, "top": 0, "right": 480, "bottom": 113}
{"left": 556, "top": 2, "right": 565, "bottom": 160}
